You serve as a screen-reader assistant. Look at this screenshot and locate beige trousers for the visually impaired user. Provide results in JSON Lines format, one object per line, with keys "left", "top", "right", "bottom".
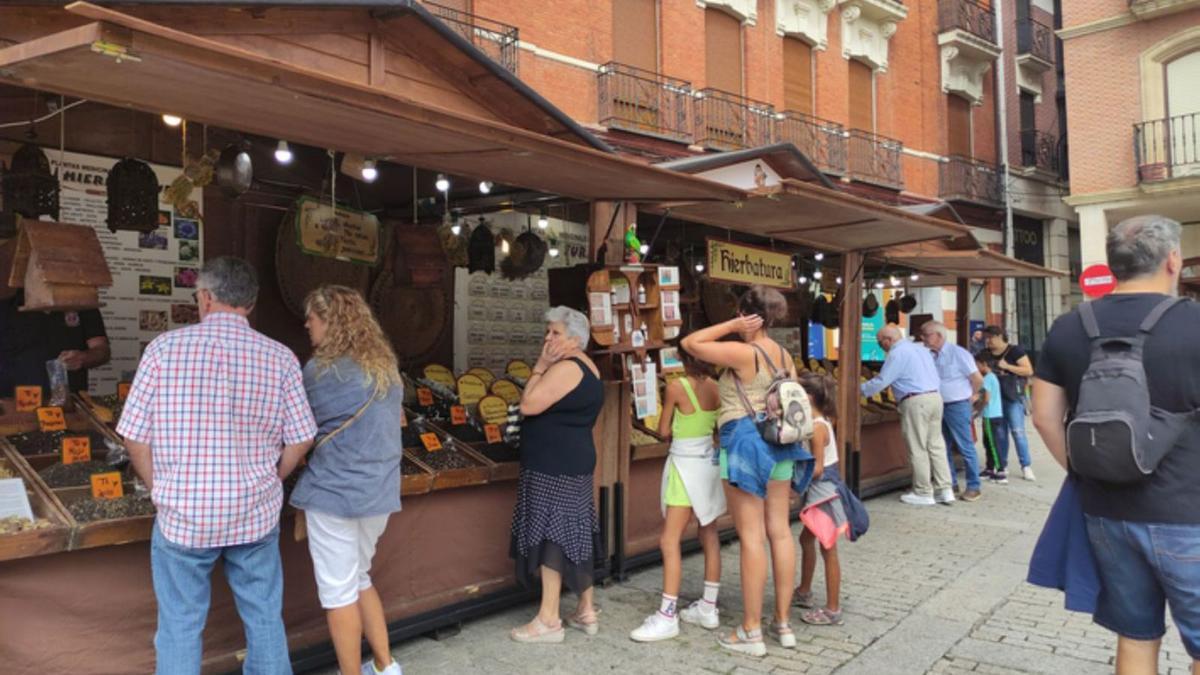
{"left": 898, "top": 393, "right": 953, "bottom": 497}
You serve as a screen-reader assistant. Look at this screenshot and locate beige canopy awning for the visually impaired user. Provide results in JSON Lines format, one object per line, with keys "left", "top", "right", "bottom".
{"left": 880, "top": 241, "right": 1068, "bottom": 279}
{"left": 0, "top": 2, "right": 744, "bottom": 204}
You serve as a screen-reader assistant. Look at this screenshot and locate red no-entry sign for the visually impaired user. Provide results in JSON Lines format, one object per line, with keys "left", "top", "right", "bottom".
{"left": 1080, "top": 264, "right": 1117, "bottom": 298}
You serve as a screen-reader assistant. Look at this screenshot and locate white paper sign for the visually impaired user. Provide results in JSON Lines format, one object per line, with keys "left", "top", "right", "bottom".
{"left": 0, "top": 478, "right": 35, "bottom": 521}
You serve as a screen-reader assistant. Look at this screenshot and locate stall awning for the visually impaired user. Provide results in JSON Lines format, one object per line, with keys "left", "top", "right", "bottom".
{"left": 0, "top": 2, "right": 744, "bottom": 203}
{"left": 880, "top": 241, "right": 1068, "bottom": 279}
{"left": 649, "top": 179, "right": 974, "bottom": 252}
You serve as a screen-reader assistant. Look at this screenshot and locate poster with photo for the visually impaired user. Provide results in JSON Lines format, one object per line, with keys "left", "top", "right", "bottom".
{"left": 47, "top": 150, "right": 202, "bottom": 394}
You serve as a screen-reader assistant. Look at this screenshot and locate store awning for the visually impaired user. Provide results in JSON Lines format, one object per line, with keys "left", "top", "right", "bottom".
{"left": 0, "top": 2, "right": 744, "bottom": 203}
{"left": 879, "top": 241, "right": 1068, "bottom": 279}
{"left": 649, "top": 179, "right": 975, "bottom": 252}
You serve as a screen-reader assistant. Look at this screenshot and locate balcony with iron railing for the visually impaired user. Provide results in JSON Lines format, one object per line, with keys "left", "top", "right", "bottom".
{"left": 1016, "top": 17, "right": 1055, "bottom": 67}
{"left": 597, "top": 63, "right": 693, "bottom": 144}
{"left": 1135, "top": 112, "right": 1200, "bottom": 182}
{"left": 422, "top": 1, "right": 520, "bottom": 76}
{"left": 937, "top": 0, "right": 996, "bottom": 44}
{"left": 1019, "top": 129, "right": 1061, "bottom": 176}
{"left": 693, "top": 89, "right": 775, "bottom": 152}
{"left": 940, "top": 155, "right": 1004, "bottom": 207}
{"left": 774, "top": 112, "right": 848, "bottom": 176}
{"left": 847, "top": 130, "right": 904, "bottom": 190}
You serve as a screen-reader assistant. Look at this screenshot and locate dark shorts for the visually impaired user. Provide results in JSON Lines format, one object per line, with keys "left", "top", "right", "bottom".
{"left": 1085, "top": 515, "right": 1200, "bottom": 658}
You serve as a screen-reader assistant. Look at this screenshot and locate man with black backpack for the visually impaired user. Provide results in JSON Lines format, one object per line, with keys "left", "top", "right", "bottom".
{"left": 1032, "top": 215, "right": 1200, "bottom": 674}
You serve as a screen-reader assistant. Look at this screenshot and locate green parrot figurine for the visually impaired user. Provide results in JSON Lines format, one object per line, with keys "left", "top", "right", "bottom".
{"left": 624, "top": 223, "right": 642, "bottom": 263}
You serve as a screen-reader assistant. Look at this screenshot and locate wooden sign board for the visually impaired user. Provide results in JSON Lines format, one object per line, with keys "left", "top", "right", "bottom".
{"left": 294, "top": 196, "right": 381, "bottom": 265}
{"left": 705, "top": 238, "right": 794, "bottom": 290}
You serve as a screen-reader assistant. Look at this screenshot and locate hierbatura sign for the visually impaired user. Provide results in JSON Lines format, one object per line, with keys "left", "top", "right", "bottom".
{"left": 706, "top": 238, "right": 794, "bottom": 290}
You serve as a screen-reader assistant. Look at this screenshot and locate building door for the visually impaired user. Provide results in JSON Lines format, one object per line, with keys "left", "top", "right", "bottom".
{"left": 611, "top": 0, "right": 660, "bottom": 131}
{"left": 1019, "top": 91, "right": 1037, "bottom": 167}
{"left": 1013, "top": 216, "right": 1048, "bottom": 358}
{"left": 783, "top": 37, "right": 814, "bottom": 116}
{"left": 947, "top": 94, "right": 972, "bottom": 157}
{"left": 1166, "top": 50, "right": 1200, "bottom": 177}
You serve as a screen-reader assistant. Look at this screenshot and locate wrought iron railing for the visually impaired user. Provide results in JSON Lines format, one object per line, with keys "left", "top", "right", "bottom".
{"left": 774, "top": 111, "right": 847, "bottom": 176}
{"left": 938, "top": 0, "right": 996, "bottom": 44}
{"left": 939, "top": 155, "right": 1004, "bottom": 206}
{"left": 423, "top": 1, "right": 520, "bottom": 76}
{"left": 597, "top": 63, "right": 693, "bottom": 143}
{"left": 1135, "top": 112, "right": 1200, "bottom": 182}
{"left": 847, "top": 130, "right": 904, "bottom": 189}
{"left": 693, "top": 88, "right": 775, "bottom": 151}
{"left": 1016, "top": 17, "right": 1055, "bottom": 64}
{"left": 1020, "top": 129, "right": 1061, "bottom": 175}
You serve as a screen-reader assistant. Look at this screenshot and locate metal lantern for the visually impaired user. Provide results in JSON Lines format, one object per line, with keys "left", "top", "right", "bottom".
{"left": 106, "top": 157, "right": 160, "bottom": 232}
{"left": 1, "top": 143, "right": 60, "bottom": 224}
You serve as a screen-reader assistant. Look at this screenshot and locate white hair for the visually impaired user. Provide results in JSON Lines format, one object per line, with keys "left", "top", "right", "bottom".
{"left": 923, "top": 321, "right": 949, "bottom": 341}
{"left": 545, "top": 305, "right": 590, "bottom": 346}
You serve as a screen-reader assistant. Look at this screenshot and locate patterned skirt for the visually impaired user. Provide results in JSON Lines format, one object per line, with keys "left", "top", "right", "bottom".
{"left": 509, "top": 468, "right": 603, "bottom": 595}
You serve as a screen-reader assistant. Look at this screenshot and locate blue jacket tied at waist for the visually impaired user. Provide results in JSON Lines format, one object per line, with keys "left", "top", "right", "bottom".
{"left": 721, "top": 415, "right": 814, "bottom": 499}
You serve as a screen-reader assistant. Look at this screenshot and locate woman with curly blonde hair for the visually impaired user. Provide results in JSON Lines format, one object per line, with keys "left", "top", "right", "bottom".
{"left": 290, "top": 285, "right": 403, "bottom": 675}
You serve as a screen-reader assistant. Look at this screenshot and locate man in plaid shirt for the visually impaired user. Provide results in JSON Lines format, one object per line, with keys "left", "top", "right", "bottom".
{"left": 119, "top": 257, "right": 316, "bottom": 675}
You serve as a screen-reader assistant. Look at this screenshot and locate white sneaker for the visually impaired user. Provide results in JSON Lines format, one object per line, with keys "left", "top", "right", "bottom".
{"left": 360, "top": 660, "right": 401, "bottom": 675}
{"left": 630, "top": 612, "right": 680, "bottom": 642}
{"left": 1022, "top": 466, "right": 1036, "bottom": 481}
{"left": 900, "top": 492, "right": 936, "bottom": 506}
{"left": 935, "top": 489, "right": 957, "bottom": 505}
{"left": 679, "top": 600, "right": 720, "bottom": 629}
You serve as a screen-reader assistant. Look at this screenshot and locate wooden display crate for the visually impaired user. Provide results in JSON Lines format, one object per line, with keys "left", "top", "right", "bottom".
{"left": 49, "top": 483, "right": 155, "bottom": 551}
{"left": 401, "top": 456, "right": 434, "bottom": 496}
{"left": 0, "top": 448, "right": 72, "bottom": 561}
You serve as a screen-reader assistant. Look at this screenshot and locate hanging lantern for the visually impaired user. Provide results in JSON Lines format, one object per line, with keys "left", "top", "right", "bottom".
{"left": 2, "top": 143, "right": 60, "bottom": 225}
{"left": 106, "top": 157, "right": 160, "bottom": 232}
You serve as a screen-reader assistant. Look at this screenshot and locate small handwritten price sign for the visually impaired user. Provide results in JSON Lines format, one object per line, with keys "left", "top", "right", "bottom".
{"left": 117, "top": 382, "right": 132, "bottom": 401}
{"left": 419, "top": 433, "right": 443, "bottom": 452}
{"left": 450, "top": 405, "right": 468, "bottom": 425}
{"left": 90, "top": 472, "right": 124, "bottom": 500}
{"left": 484, "top": 424, "right": 503, "bottom": 444}
{"left": 15, "top": 386, "right": 43, "bottom": 412}
{"left": 417, "top": 388, "right": 434, "bottom": 406}
{"left": 61, "top": 436, "right": 92, "bottom": 464}
{"left": 36, "top": 406, "right": 67, "bottom": 432}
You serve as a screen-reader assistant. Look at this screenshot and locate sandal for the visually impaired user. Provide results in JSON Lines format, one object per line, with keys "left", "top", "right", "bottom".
{"left": 792, "top": 589, "right": 816, "bottom": 609}
{"left": 717, "top": 625, "right": 767, "bottom": 657}
{"left": 510, "top": 616, "right": 565, "bottom": 643}
{"left": 800, "top": 607, "right": 844, "bottom": 626}
{"left": 768, "top": 620, "right": 797, "bottom": 649}
{"left": 565, "top": 606, "right": 600, "bottom": 636}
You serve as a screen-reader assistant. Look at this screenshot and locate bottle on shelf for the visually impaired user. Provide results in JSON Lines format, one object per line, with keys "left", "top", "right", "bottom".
{"left": 637, "top": 283, "right": 647, "bottom": 304}
{"left": 612, "top": 322, "right": 620, "bottom": 343}
{"left": 623, "top": 313, "right": 633, "bottom": 336}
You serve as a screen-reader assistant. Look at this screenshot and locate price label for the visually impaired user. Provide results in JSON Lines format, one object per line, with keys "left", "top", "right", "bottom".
{"left": 422, "top": 364, "right": 456, "bottom": 389}
{"left": 417, "top": 388, "right": 434, "bottom": 406}
{"left": 491, "top": 380, "right": 522, "bottom": 405}
{"left": 477, "top": 395, "right": 510, "bottom": 426}
{"left": 484, "top": 424, "right": 503, "bottom": 444}
{"left": 419, "top": 433, "right": 443, "bottom": 452}
{"left": 457, "top": 374, "right": 487, "bottom": 407}
{"left": 36, "top": 406, "right": 67, "bottom": 431}
{"left": 15, "top": 386, "right": 43, "bottom": 412}
{"left": 506, "top": 360, "right": 532, "bottom": 381}
{"left": 90, "top": 472, "right": 124, "bottom": 500}
{"left": 117, "top": 382, "right": 132, "bottom": 401}
{"left": 466, "top": 367, "right": 496, "bottom": 385}
{"left": 450, "top": 405, "right": 468, "bottom": 425}
{"left": 61, "top": 436, "right": 92, "bottom": 464}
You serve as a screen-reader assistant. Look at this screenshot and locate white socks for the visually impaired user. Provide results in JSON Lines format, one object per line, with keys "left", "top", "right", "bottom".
{"left": 702, "top": 581, "right": 720, "bottom": 608}
{"left": 659, "top": 593, "right": 678, "bottom": 618}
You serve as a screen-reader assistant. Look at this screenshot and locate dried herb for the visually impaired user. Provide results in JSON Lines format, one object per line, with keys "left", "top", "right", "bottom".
{"left": 409, "top": 445, "right": 478, "bottom": 471}
{"left": 7, "top": 430, "right": 111, "bottom": 457}
{"left": 475, "top": 443, "right": 520, "bottom": 464}
{"left": 67, "top": 496, "right": 155, "bottom": 523}
{"left": 401, "top": 457, "right": 426, "bottom": 475}
{"left": 38, "top": 460, "right": 123, "bottom": 488}
{"left": 0, "top": 516, "right": 54, "bottom": 534}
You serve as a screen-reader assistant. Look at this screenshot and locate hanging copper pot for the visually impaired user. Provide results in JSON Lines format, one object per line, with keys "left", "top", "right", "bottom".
{"left": 215, "top": 143, "right": 252, "bottom": 197}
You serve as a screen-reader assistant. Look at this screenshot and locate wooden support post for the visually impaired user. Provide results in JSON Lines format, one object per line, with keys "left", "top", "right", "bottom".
{"left": 835, "top": 251, "right": 864, "bottom": 468}
{"left": 589, "top": 202, "right": 633, "bottom": 265}
{"left": 368, "top": 33, "right": 386, "bottom": 87}
{"left": 956, "top": 277, "right": 970, "bottom": 348}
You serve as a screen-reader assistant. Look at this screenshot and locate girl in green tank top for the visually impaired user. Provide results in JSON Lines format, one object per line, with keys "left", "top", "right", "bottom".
{"left": 630, "top": 349, "right": 727, "bottom": 643}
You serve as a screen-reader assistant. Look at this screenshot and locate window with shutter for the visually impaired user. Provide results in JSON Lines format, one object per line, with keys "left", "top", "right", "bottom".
{"left": 783, "top": 38, "right": 814, "bottom": 115}
{"left": 848, "top": 59, "right": 874, "bottom": 131}
{"left": 613, "top": 0, "right": 658, "bottom": 72}
{"left": 947, "top": 94, "right": 972, "bottom": 157}
{"left": 705, "top": 8, "right": 743, "bottom": 94}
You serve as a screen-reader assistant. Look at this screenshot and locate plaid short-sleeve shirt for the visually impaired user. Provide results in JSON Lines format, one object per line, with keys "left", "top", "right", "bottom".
{"left": 118, "top": 312, "right": 317, "bottom": 548}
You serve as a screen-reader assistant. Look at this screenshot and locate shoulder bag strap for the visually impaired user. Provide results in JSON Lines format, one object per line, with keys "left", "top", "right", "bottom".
{"left": 1139, "top": 296, "right": 1187, "bottom": 334}
{"left": 312, "top": 394, "right": 375, "bottom": 451}
{"left": 1078, "top": 302, "right": 1101, "bottom": 339}
{"left": 750, "top": 343, "right": 781, "bottom": 377}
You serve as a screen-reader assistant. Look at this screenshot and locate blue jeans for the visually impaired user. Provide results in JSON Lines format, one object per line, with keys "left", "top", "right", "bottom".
{"left": 982, "top": 416, "right": 1010, "bottom": 471}
{"left": 942, "top": 400, "right": 981, "bottom": 491}
{"left": 1002, "top": 398, "right": 1032, "bottom": 469}
{"left": 151, "top": 524, "right": 292, "bottom": 675}
{"left": 1085, "top": 516, "right": 1200, "bottom": 658}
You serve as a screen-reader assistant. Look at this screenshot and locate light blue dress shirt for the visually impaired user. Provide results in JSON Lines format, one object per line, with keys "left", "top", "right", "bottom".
{"left": 861, "top": 339, "right": 941, "bottom": 400}
{"left": 932, "top": 343, "right": 979, "bottom": 403}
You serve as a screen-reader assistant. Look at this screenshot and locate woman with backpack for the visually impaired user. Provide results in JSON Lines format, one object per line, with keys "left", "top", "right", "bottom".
{"left": 682, "top": 286, "right": 813, "bottom": 657}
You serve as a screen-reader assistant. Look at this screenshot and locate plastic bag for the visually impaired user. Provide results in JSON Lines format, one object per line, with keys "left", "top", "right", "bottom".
{"left": 45, "top": 359, "right": 69, "bottom": 406}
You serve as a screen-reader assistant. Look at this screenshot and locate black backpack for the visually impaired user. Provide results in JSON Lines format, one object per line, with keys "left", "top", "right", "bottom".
{"left": 1066, "top": 296, "right": 1196, "bottom": 483}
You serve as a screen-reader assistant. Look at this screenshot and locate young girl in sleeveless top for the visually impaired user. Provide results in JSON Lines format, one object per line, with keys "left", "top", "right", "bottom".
{"left": 630, "top": 348, "right": 726, "bottom": 642}
{"left": 794, "top": 373, "right": 846, "bottom": 626}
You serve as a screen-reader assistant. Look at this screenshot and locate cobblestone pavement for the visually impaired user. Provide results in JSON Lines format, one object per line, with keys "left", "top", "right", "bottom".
{"left": 324, "top": 426, "right": 1193, "bottom": 674}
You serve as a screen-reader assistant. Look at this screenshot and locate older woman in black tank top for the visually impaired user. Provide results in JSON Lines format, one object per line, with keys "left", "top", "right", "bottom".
{"left": 509, "top": 306, "right": 605, "bottom": 644}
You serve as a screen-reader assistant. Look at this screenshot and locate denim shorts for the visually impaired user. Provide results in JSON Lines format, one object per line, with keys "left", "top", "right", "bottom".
{"left": 1085, "top": 515, "right": 1200, "bottom": 658}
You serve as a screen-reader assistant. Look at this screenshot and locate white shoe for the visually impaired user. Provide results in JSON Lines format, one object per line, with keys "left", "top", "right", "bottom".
{"left": 900, "top": 492, "right": 936, "bottom": 506}
{"left": 1022, "top": 466, "right": 1036, "bottom": 481}
{"left": 630, "top": 612, "right": 680, "bottom": 642}
{"left": 679, "top": 600, "right": 720, "bottom": 629}
{"left": 935, "top": 489, "right": 957, "bottom": 505}
{"left": 360, "top": 660, "right": 401, "bottom": 675}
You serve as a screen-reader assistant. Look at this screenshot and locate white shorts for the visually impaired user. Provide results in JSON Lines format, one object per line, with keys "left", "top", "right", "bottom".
{"left": 305, "top": 510, "right": 391, "bottom": 609}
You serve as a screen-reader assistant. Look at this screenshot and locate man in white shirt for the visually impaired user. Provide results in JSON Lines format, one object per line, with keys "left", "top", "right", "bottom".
{"left": 921, "top": 322, "right": 984, "bottom": 502}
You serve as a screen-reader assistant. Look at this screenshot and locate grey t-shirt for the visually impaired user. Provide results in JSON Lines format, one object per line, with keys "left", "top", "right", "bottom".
{"left": 289, "top": 357, "right": 403, "bottom": 518}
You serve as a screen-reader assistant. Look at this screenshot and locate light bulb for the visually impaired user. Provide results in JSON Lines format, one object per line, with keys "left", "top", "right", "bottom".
{"left": 548, "top": 246, "right": 560, "bottom": 258}
{"left": 162, "top": 114, "right": 182, "bottom": 127}
{"left": 910, "top": 272, "right": 920, "bottom": 282}
{"left": 361, "top": 159, "right": 378, "bottom": 183}
{"left": 501, "top": 239, "right": 510, "bottom": 254}
{"left": 537, "top": 213, "right": 549, "bottom": 229}
{"left": 874, "top": 280, "right": 886, "bottom": 289}
{"left": 836, "top": 276, "right": 843, "bottom": 285}
{"left": 435, "top": 174, "right": 450, "bottom": 192}
{"left": 798, "top": 275, "right": 809, "bottom": 284}
{"left": 450, "top": 223, "right": 462, "bottom": 236}
{"left": 639, "top": 244, "right": 649, "bottom": 255}
{"left": 274, "top": 140, "right": 293, "bottom": 165}
{"left": 814, "top": 252, "right": 825, "bottom": 262}
{"left": 791, "top": 258, "right": 798, "bottom": 268}
{"left": 695, "top": 263, "right": 705, "bottom": 273}
{"left": 890, "top": 276, "right": 901, "bottom": 287}
{"left": 813, "top": 270, "right": 823, "bottom": 280}
{"left": 479, "top": 181, "right": 493, "bottom": 194}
